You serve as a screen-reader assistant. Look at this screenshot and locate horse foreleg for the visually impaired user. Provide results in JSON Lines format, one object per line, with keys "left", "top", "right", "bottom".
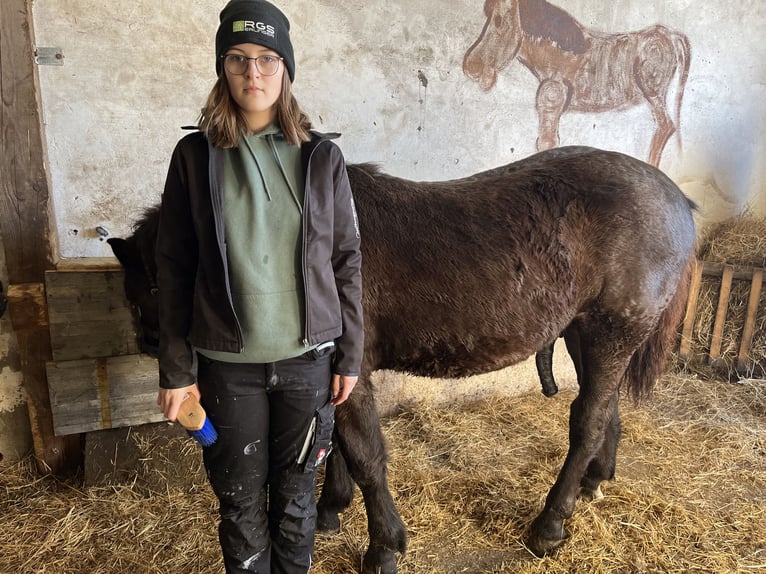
{"left": 332, "top": 374, "right": 407, "bottom": 574}
{"left": 317, "top": 438, "right": 356, "bottom": 532}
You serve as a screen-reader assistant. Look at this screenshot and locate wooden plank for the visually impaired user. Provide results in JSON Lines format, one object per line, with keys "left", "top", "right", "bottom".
{"left": 56, "top": 257, "right": 123, "bottom": 271}
{"left": 1, "top": 0, "right": 80, "bottom": 475}
{"left": 701, "top": 260, "right": 766, "bottom": 281}
{"left": 736, "top": 268, "right": 764, "bottom": 373}
{"left": 46, "top": 354, "right": 163, "bottom": 436}
{"left": 679, "top": 259, "right": 704, "bottom": 361}
{"left": 709, "top": 264, "right": 734, "bottom": 364}
{"left": 45, "top": 269, "right": 139, "bottom": 361}
{"left": 7, "top": 284, "right": 81, "bottom": 472}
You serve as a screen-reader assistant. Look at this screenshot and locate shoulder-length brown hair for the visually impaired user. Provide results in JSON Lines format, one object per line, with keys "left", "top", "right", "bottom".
{"left": 198, "top": 72, "right": 312, "bottom": 148}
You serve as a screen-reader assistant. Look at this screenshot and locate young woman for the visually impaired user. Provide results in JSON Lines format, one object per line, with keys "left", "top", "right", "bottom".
{"left": 155, "top": 1, "right": 363, "bottom": 572}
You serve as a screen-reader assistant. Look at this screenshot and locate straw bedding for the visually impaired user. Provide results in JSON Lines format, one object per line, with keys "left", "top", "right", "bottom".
{"left": 1, "top": 372, "right": 764, "bottom": 573}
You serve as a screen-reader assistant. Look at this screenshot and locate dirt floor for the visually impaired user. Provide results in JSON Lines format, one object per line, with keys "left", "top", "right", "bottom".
{"left": 1, "top": 370, "right": 764, "bottom": 573}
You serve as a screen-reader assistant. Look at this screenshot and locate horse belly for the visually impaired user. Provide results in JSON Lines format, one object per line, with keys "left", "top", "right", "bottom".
{"left": 370, "top": 295, "right": 566, "bottom": 379}
{"left": 382, "top": 334, "right": 540, "bottom": 379}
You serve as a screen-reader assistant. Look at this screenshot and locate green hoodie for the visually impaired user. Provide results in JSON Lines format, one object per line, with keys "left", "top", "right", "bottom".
{"left": 200, "top": 125, "right": 308, "bottom": 363}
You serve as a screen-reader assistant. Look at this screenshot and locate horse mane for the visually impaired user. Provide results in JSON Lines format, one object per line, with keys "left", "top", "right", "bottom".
{"left": 518, "top": 0, "right": 588, "bottom": 54}
{"left": 133, "top": 205, "right": 160, "bottom": 274}
{"left": 348, "top": 163, "right": 383, "bottom": 177}
{"left": 133, "top": 206, "right": 160, "bottom": 234}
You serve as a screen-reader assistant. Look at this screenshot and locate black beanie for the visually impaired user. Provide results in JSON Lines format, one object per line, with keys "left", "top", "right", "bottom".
{"left": 215, "top": 0, "right": 295, "bottom": 82}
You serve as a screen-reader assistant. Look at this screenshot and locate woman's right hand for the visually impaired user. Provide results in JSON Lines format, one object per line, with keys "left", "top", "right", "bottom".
{"left": 157, "top": 384, "right": 199, "bottom": 422}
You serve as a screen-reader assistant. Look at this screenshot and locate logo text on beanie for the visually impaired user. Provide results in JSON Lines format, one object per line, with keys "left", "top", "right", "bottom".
{"left": 233, "top": 20, "right": 275, "bottom": 38}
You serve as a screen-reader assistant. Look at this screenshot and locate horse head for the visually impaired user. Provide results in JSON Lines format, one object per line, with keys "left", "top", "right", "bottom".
{"left": 463, "top": 0, "right": 523, "bottom": 91}
{"left": 107, "top": 207, "right": 161, "bottom": 356}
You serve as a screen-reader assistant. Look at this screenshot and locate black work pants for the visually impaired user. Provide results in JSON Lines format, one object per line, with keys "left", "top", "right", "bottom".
{"left": 197, "top": 350, "right": 335, "bottom": 574}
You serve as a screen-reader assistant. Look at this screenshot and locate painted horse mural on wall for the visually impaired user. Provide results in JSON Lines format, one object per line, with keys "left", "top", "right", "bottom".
{"left": 463, "top": 0, "right": 691, "bottom": 167}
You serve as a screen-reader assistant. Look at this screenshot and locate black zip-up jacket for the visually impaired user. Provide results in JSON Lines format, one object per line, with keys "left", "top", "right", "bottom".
{"left": 156, "top": 130, "right": 363, "bottom": 390}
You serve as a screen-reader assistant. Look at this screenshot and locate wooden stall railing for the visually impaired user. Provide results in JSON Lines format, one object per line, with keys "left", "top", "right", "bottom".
{"left": 679, "top": 259, "right": 765, "bottom": 374}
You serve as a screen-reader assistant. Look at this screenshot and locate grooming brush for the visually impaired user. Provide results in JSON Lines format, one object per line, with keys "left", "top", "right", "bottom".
{"left": 177, "top": 393, "right": 218, "bottom": 446}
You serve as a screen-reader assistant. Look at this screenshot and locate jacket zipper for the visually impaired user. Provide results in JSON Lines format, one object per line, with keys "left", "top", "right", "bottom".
{"left": 301, "top": 139, "right": 329, "bottom": 347}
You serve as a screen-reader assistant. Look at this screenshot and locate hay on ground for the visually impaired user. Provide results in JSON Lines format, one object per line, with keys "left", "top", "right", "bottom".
{"left": 1, "top": 373, "right": 764, "bottom": 573}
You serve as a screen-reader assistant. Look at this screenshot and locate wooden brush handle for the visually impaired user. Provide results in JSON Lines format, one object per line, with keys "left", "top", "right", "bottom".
{"left": 177, "top": 394, "right": 206, "bottom": 432}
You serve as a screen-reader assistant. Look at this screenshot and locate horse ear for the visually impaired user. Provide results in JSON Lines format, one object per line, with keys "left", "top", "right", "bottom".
{"left": 107, "top": 237, "right": 132, "bottom": 267}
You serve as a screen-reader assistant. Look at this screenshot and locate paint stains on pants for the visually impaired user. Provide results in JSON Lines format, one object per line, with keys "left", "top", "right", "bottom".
{"left": 197, "top": 350, "right": 335, "bottom": 573}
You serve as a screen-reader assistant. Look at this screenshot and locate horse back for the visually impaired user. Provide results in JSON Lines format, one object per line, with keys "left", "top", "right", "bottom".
{"left": 349, "top": 148, "right": 695, "bottom": 377}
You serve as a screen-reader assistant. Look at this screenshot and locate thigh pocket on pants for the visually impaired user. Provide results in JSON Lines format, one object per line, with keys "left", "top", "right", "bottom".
{"left": 297, "top": 401, "right": 335, "bottom": 473}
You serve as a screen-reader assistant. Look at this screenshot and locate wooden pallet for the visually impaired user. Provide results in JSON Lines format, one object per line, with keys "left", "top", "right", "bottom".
{"left": 679, "top": 260, "right": 764, "bottom": 373}
{"left": 44, "top": 266, "right": 161, "bottom": 435}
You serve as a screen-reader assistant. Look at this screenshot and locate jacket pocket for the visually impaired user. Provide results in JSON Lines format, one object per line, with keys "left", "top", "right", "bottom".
{"left": 297, "top": 401, "right": 335, "bottom": 473}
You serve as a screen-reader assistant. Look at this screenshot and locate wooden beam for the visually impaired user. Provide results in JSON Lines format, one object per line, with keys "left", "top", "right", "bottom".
{"left": 737, "top": 269, "right": 763, "bottom": 374}
{"left": 6, "top": 284, "right": 81, "bottom": 472}
{"left": 701, "top": 260, "right": 766, "bottom": 281}
{"left": 679, "top": 260, "right": 703, "bottom": 361}
{"left": 708, "top": 264, "right": 734, "bottom": 365}
{"left": 0, "top": 1, "right": 56, "bottom": 276}
{"left": 0, "top": 1, "right": 81, "bottom": 474}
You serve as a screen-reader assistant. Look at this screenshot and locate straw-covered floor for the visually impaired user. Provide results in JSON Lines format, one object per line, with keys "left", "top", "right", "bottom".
{"left": 1, "top": 371, "right": 764, "bottom": 573}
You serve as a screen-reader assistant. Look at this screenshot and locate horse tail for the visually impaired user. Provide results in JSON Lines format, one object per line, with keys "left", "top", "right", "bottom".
{"left": 623, "top": 255, "right": 694, "bottom": 401}
{"left": 671, "top": 31, "right": 692, "bottom": 155}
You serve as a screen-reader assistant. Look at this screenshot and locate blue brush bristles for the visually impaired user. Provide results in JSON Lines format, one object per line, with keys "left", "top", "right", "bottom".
{"left": 177, "top": 394, "right": 218, "bottom": 447}
{"left": 187, "top": 416, "right": 218, "bottom": 447}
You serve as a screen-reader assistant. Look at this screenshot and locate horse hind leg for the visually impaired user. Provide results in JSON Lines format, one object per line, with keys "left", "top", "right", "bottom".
{"left": 560, "top": 328, "right": 619, "bottom": 501}
{"left": 330, "top": 372, "right": 407, "bottom": 574}
{"left": 527, "top": 331, "right": 634, "bottom": 557}
{"left": 579, "top": 392, "right": 620, "bottom": 501}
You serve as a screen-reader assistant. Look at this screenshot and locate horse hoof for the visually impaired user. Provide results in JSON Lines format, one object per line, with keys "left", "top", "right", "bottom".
{"left": 578, "top": 485, "right": 604, "bottom": 502}
{"left": 316, "top": 510, "right": 341, "bottom": 534}
{"left": 362, "top": 545, "right": 399, "bottom": 574}
{"left": 527, "top": 514, "right": 569, "bottom": 557}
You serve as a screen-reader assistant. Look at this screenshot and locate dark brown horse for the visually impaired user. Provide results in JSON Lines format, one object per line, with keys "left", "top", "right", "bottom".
{"left": 108, "top": 146, "right": 695, "bottom": 573}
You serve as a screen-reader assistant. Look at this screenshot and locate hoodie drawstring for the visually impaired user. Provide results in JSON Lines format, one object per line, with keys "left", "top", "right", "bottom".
{"left": 240, "top": 135, "right": 272, "bottom": 201}
{"left": 268, "top": 134, "right": 303, "bottom": 213}
{"left": 240, "top": 132, "right": 303, "bottom": 213}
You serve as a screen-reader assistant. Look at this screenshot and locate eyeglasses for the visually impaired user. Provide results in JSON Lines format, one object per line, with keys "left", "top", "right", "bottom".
{"left": 222, "top": 54, "right": 283, "bottom": 76}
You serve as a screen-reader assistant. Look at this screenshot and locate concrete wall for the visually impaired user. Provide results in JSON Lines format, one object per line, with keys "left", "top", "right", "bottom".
{"left": 4, "top": 1, "right": 764, "bottom": 458}
{"left": 30, "top": 0, "right": 766, "bottom": 257}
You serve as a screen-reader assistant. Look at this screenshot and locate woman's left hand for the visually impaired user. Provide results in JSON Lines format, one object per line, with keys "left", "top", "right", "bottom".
{"left": 331, "top": 374, "right": 358, "bottom": 406}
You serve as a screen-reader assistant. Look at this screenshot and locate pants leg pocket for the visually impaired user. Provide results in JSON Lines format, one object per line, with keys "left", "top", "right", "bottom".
{"left": 297, "top": 401, "right": 335, "bottom": 473}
